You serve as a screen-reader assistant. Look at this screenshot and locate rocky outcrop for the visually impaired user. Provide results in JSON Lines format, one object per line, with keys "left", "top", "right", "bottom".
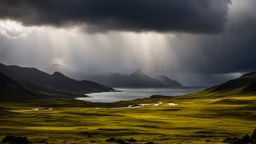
{"left": 126, "top": 138, "right": 137, "bottom": 142}
{"left": 223, "top": 129, "right": 256, "bottom": 144}
{"left": 145, "top": 142, "right": 154, "bottom": 144}
{"left": 106, "top": 137, "right": 129, "bottom": 144}
{"left": 2, "top": 136, "right": 30, "bottom": 144}
{"left": 252, "top": 129, "right": 256, "bottom": 141}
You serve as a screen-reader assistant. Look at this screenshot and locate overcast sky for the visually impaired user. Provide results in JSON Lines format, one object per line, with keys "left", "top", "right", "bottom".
{"left": 0, "top": 0, "right": 255, "bottom": 86}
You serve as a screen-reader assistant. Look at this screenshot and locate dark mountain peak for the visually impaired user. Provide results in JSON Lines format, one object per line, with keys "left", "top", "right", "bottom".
{"left": 131, "top": 69, "right": 145, "bottom": 76}
{"left": 135, "top": 69, "right": 142, "bottom": 73}
{"left": 52, "top": 71, "right": 65, "bottom": 77}
{"left": 158, "top": 75, "right": 168, "bottom": 79}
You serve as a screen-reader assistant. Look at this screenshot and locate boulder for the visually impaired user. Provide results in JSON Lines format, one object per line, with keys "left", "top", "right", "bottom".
{"left": 38, "top": 140, "right": 48, "bottom": 143}
{"left": 116, "top": 139, "right": 129, "bottom": 144}
{"left": 251, "top": 129, "right": 256, "bottom": 141}
{"left": 106, "top": 137, "right": 129, "bottom": 144}
{"left": 77, "top": 131, "right": 92, "bottom": 137}
{"left": 2, "top": 136, "right": 29, "bottom": 144}
{"left": 230, "top": 138, "right": 242, "bottom": 144}
{"left": 223, "top": 137, "right": 232, "bottom": 143}
{"left": 106, "top": 137, "right": 116, "bottom": 142}
{"left": 223, "top": 129, "right": 256, "bottom": 144}
{"left": 241, "top": 135, "right": 251, "bottom": 144}
{"left": 251, "top": 139, "right": 256, "bottom": 144}
{"left": 126, "top": 138, "right": 137, "bottom": 142}
{"left": 229, "top": 137, "right": 241, "bottom": 144}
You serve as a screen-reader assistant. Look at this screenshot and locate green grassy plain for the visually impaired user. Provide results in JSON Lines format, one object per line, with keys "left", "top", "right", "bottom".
{"left": 1, "top": 92, "right": 256, "bottom": 144}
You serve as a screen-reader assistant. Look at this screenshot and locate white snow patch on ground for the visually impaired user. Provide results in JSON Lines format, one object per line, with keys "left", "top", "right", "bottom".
{"left": 168, "top": 103, "right": 178, "bottom": 106}
{"left": 20, "top": 107, "right": 53, "bottom": 112}
{"left": 95, "top": 101, "right": 178, "bottom": 109}
{"left": 105, "top": 101, "right": 165, "bottom": 109}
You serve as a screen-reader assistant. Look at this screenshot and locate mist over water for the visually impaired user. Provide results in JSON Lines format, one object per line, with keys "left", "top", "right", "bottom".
{"left": 77, "top": 87, "right": 204, "bottom": 102}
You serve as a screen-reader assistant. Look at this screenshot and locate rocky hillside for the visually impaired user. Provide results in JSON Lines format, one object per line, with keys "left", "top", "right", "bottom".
{"left": 0, "top": 72, "right": 39, "bottom": 101}
{"left": 0, "top": 63, "right": 114, "bottom": 97}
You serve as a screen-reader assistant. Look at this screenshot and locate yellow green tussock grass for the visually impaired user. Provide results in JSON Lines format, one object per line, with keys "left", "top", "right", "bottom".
{"left": 0, "top": 93, "right": 256, "bottom": 144}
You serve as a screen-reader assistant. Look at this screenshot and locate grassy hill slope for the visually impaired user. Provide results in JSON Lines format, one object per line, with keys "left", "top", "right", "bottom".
{"left": 209, "top": 72, "right": 256, "bottom": 94}
{"left": 183, "top": 71, "right": 256, "bottom": 99}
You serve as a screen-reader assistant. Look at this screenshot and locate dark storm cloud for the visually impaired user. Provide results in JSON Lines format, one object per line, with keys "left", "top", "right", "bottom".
{"left": 168, "top": 0, "right": 256, "bottom": 74}
{"left": 170, "top": 32, "right": 256, "bottom": 74}
{"left": 1, "top": 0, "right": 255, "bottom": 86}
{"left": 0, "top": 0, "right": 230, "bottom": 33}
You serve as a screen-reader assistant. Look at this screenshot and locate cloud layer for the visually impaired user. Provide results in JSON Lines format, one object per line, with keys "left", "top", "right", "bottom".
{"left": 0, "top": 0, "right": 230, "bottom": 33}
{"left": 0, "top": 0, "right": 255, "bottom": 86}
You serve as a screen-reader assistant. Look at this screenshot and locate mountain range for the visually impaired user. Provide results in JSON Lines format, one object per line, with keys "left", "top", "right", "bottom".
{"left": 82, "top": 69, "right": 182, "bottom": 88}
{"left": 0, "top": 63, "right": 114, "bottom": 101}
{"left": 1, "top": 63, "right": 255, "bottom": 102}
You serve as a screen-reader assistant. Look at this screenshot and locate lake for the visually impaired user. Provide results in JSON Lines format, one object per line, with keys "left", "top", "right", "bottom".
{"left": 76, "top": 87, "right": 205, "bottom": 102}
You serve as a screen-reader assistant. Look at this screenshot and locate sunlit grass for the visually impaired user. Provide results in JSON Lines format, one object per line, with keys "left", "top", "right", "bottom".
{"left": 1, "top": 93, "right": 256, "bottom": 143}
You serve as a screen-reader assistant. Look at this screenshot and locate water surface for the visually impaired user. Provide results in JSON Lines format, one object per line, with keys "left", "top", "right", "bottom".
{"left": 77, "top": 87, "right": 204, "bottom": 102}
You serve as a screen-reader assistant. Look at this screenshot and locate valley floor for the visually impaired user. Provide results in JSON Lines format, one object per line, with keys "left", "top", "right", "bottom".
{"left": 1, "top": 93, "right": 256, "bottom": 144}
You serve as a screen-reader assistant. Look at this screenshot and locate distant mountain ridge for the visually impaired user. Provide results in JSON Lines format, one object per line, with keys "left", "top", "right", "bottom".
{"left": 156, "top": 75, "right": 182, "bottom": 87}
{"left": 0, "top": 63, "right": 114, "bottom": 98}
{"left": 83, "top": 69, "right": 182, "bottom": 88}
